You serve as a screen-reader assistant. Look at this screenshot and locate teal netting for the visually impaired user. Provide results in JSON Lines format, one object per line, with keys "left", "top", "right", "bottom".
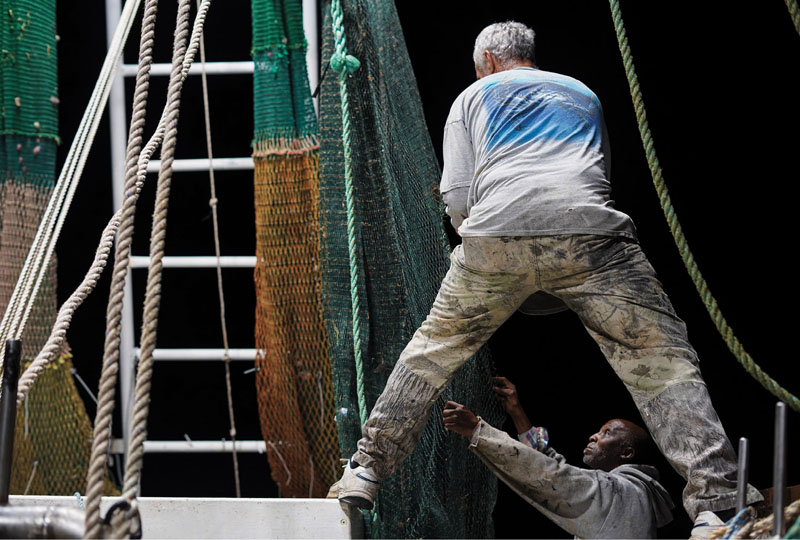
{"left": 319, "top": 1, "right": 504, "bottom": 537}
{"left": 252, "top": 0, "right": 317, "bottom": 146}
{"left": 0, "top": 0, "right": 59, "bottom": 146}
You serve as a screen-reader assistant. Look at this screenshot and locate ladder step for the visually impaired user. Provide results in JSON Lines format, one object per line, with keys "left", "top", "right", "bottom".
{"left": 110, "top": 439, "right": 266, "bottom": 454}
{"left": 146, "top": 157, "right": 254, "bottom": 173}
{"left": 121, "top": 61, "right": 254, "bottom": 77}
{"left": 130, "top": 256, "right": 256, "bottom": 269}
{"left": 135, "top": 348, "right": 258, "bottom": 361}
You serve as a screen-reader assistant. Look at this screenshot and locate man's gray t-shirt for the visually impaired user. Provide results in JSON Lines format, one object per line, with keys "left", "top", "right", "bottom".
{"left": 440, "top": 67, "right": 636, "bottom": 239}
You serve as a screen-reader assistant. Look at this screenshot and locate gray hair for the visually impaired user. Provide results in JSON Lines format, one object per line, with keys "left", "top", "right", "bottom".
{"left": 473, "top": 21, "right": 536, "bottom": 70}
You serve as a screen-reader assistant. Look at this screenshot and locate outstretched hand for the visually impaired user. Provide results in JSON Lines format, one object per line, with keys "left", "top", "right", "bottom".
{"left": 493, "top": 376, "right": 534, "bottom": 434}
{"left": 442, "top": 401, "right": 479, "bottom": 437}
{"left": 493, "top": 376, "right": 522, "bottom": 414}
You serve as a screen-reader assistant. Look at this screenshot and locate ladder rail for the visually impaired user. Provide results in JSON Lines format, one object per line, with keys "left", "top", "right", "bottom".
{"left": 121, "top": 60, "right": 254, "bottom": 77}
{"left": 130, "top": 256, "right": 256, "bottom": 269}
{"left": 109, "top": 439, "right": 267, "bottom": 454}
{"left": 134, "top": 348, "right": 258, "bottom": 361}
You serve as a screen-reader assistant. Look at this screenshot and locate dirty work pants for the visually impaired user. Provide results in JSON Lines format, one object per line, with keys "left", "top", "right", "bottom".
{"left": 352, "top": 235, "right": 761, "bottom": 519}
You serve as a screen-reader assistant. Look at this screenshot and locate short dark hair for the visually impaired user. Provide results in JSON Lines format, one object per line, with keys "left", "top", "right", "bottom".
{"left": 621, "top": 421, "right": 658, "bottom": 466}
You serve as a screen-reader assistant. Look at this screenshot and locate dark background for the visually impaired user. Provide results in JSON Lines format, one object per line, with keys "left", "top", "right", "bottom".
{"left": 53, "top": 1, "right": 799, "bottom": 538}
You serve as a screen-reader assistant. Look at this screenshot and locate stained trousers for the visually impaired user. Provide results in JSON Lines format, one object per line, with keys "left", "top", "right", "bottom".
{"left": 352, "top": 235, "right": 760, "bottom": 519}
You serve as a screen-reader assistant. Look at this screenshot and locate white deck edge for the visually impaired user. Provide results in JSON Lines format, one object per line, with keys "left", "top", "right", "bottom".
{"left": 9, "top": 495, "right": 362, "bottom": 539}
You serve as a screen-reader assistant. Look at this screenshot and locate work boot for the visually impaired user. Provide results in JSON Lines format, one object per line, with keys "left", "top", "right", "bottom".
{"left": 328, "top": 459, "right": 379, "bottom": 510}
{"left": 689, "top": 510, "right": 726, "bottom": 539}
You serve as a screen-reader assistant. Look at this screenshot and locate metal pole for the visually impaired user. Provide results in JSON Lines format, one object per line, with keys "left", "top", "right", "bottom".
{"left": 736, "top": 437, "right": 749, "bottom": 513}
{"left": 0, "top": 339, "right": 22, "bottom": 505}
{"left": 0, "top": 505, "right": 85, "bottom": 538}
{"left": 773, "top": 402, "right": 787, "bottom": 537}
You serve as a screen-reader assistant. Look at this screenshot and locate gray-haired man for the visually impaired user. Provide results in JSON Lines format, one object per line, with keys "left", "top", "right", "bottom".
{"left": 329, "top": 21, "right": 760, "bottom": 535}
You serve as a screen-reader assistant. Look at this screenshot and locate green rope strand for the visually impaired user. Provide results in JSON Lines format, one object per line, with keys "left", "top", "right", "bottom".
{"left": 329, "top": 0, "right": 367, "bottom": 427}
{"left": 785, "top": 0, "right": 800, "bottom": 37}
{"left": 608, "top": 0, "right": 800, "bottom": 412}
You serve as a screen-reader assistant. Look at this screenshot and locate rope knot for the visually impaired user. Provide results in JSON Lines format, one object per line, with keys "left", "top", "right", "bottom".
{"left": 330, "top": 52, "right": 360, "bottom": 74}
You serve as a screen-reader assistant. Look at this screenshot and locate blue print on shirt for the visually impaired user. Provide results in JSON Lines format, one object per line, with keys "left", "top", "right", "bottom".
{"left": 482, "top": 78, "right": 602, "bottom": 152}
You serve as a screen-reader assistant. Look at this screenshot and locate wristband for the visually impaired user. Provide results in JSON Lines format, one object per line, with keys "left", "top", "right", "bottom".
{"left": 469, "top": 416, "right": 483, "bottom": 447}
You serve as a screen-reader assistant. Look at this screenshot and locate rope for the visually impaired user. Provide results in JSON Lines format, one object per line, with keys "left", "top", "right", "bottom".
{"left": 785, "top": 0, "right": 800, "bottom": 37}
{"left": 329, "top": 0, "right": 367, "bottom": 427}
{"left": 608, "top": 0, "right": 800, "bottom": 413}
{"left": 709, "top": 498, "right": 800, "bottom": 538}
{"left": 85, "top": 0, "right": 160, "bottom": 534}
{"left": 120, "top": 0, "right": 193, "bottom": 525}
{"left": 84, "top": 1, "right": 212, "bottom": 536}
{"left": 196, "top": 0, "right": 242, "bottom": 497}
{"left": 0, "top": 0, "right": 143, "bottom": 371}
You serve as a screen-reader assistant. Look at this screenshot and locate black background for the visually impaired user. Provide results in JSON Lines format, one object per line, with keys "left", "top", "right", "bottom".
{"left": 53, "top": 1, "right": 799, "bottom": 538}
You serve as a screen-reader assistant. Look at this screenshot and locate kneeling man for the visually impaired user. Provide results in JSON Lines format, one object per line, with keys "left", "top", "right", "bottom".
{"left": 443, "top": 377, "right": 674, "bottom": 539}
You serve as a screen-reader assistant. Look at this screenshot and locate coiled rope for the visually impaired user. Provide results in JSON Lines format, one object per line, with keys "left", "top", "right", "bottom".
{"left": 329, "top": 0, "right": 367, "bottom": 426}
{"left": 709, "top": 498, "right": 800, "bottom": 538}
{"left": 608, "top": 0, "right": 799, "bottom": 412}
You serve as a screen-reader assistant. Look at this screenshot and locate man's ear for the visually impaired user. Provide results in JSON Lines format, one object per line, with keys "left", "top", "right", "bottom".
{"left": 483, "top": 51, "right": 499, "bottom": 75}
{"left": 619, "top": 444, "right": 635, "bottom": 462}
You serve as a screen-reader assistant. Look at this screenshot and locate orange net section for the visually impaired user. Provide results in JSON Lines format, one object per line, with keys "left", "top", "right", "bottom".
{"left": 253, "top": 149, "right": 340, "bottom": 498}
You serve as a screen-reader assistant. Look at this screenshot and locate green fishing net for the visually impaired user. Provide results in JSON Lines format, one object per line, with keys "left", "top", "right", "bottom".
{"left": 318, "top": 1, "right": 503, "bottom": 537}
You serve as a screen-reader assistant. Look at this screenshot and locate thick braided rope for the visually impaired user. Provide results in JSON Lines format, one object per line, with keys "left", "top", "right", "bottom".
{"left": 0, "top": 0, "right": 143, "bottom": 370}
{"left": 84, "top": 0, "right": 160, "bottom": 536}
{"left": 121, "top": 0, "right": 193, "bottom": 515}
{"left": 608, "top": 0, "right": 800, "bottom": 412}
{"left": 196, "top": 0, "right": 241, "bottom": 497}
{"left": 85, "top": 2, "right": 211, "bottom": 536}
{"left": 329, "top": 0, "right": 368, "bottom": 426}
{"left": 15, "top": 214, "right": 119, "bottom": 403}
{"left": 786, "top": 0, "right": 800, "bottom": 37}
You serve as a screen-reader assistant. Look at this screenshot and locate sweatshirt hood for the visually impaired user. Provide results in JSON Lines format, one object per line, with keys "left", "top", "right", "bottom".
{"left": 615, "top": 464, "right": 675, "bottom": 528}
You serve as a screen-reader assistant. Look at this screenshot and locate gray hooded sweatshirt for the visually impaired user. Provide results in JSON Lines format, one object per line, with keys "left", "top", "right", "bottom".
{"left": 470, "top": 421, "right": 674, "bottom": 539}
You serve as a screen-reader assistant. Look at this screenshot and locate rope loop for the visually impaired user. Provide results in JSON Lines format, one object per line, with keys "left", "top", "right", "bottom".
{"left": 103, "top": 499, "right": 142, "bottom": 539}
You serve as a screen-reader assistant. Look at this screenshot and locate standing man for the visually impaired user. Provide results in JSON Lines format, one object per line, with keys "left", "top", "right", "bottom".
{"left": 442, "top": 376, "right": 675, "bottom": 538}
{"left": 330, "top": 21, "right": 760, "bottom": 533}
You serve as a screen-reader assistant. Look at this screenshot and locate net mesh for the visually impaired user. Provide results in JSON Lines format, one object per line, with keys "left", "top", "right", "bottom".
{"left": 318, "top": 1, "right": 503, "bottom": 537}
{"left": 251, "top": 0, "right": 341, "bottom": 498}
{"left": 0, "top": 0, "right": 116, "bottom": 497}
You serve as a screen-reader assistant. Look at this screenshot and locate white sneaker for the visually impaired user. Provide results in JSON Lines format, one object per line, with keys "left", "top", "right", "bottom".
{"left": 689, "top": 510, "right": 726, "bottom": 539}
{"left": 328, "top": 459, "right": 379, "bottom": 510}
